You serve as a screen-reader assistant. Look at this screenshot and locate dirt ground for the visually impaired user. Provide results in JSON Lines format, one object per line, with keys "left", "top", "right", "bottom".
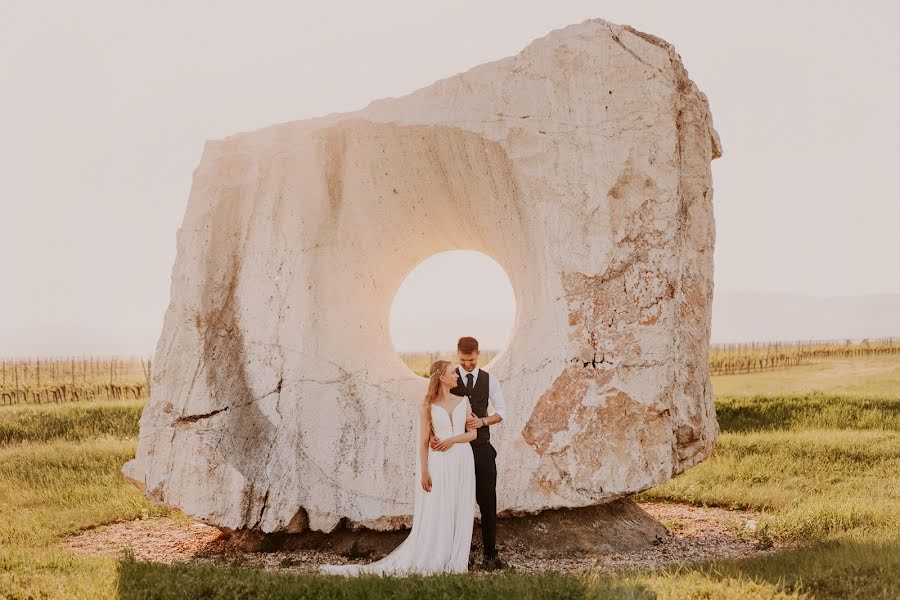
{"left": 63, "top": 501, "right": 789, "bottom": 575}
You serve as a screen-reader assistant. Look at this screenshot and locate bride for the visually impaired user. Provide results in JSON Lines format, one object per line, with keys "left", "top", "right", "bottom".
{"left": 320, "top": 359, "right": 477, "bottom": 576}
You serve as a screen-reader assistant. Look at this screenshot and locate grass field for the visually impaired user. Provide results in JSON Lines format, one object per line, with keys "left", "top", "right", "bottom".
{"left": 711, "top": 356, "right": 900, "bottom": 398}
{"left": 0, "top": 356, "right": 898, "bottom": 598}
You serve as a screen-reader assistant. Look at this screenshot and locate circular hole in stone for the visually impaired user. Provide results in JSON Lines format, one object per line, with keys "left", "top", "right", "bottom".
{"left": 389, "top": 250, "right": 516, "bottom": 377}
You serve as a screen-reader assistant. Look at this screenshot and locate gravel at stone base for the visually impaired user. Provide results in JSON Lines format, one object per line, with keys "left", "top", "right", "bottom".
{"left": 63, "top": 502, "right": 789, "bottom": 575}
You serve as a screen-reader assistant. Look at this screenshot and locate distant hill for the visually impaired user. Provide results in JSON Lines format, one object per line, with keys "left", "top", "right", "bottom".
{"left": 711, "top": 292, "right": 900, "bottom": 344}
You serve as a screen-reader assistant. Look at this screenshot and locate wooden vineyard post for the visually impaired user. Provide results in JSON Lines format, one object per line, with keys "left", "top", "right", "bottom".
{"left": 141, "top": 357, "right": 152, "bottom": 398}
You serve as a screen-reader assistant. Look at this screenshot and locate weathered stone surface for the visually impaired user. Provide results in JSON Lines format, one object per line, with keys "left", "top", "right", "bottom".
{"left": 123, "top": 18, "right": 722, "bottom": 533}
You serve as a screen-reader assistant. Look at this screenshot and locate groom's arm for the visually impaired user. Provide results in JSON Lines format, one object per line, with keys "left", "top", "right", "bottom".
{"left": 467, "top": 378, "right": 507, "bottom": 429}
{"left": 487, "top": 377, "right": 507, "bottom": 424}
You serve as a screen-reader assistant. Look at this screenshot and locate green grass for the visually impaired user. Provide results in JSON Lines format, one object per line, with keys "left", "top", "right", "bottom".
{"left": 117, "top": 560, "right": 656, "bottom": 599}
{"left": 638, "top": 429, "right": 900, "bottom": 540}
{"left": 113, "top": 538, "right": 900, "bottom": 599}
{"left": 0, "top": 398, "right": 143, "bottom": 445}
{"left": 710, "top": 355, "right": 900, "bottom": 398}
{"left": 715, "top": 393, "right": 900, "bottom": 432}
{"left": 636, "top": 539, "right": 900, "bottom": 600}
{"left": 1, "top": 356, "right": 899, "bottom": 598}
{"left": 0, "top": 437, "right": 179, "bottom": 598}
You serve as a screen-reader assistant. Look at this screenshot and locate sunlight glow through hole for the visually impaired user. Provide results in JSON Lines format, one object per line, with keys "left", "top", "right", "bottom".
{"left": 389, "top": 250, "right": 516, "bottom": 355}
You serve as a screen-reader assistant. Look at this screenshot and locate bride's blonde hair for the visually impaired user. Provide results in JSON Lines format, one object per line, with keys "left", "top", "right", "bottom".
{"left": 423, "top": 359, "right": 451, "bottom": 436}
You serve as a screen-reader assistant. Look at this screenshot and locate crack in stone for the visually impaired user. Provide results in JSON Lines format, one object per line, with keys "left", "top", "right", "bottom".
{"left": 174, "top": 406, "right": 229, "bottom": 423}
{"left": 172, "top": 383, "right": 282, "bottom": 429}
{"left": 605, "top": 24, "right": 677, "bottom": 92}
{"left": 255, "top": 488, "right": 270, "bottom": 528}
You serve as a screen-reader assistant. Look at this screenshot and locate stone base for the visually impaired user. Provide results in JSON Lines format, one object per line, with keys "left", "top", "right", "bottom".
{"left": 497, "top": 498, "right": 670, "bottom": 557}
{"left": 219, "top": 498, "right": 669, "bottom": 558}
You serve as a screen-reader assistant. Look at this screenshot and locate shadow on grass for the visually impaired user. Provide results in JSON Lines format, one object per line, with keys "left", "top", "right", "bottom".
{"left": 116, "top": 537, "right": 900, "bottom": 599}
{"left": 716, "top": 393, "right": 900, "bottom": 433}
{"left": 657, "top": 536, "right": 900, "bottom": 600}
{"left": 115, "top": 550, "right": 654, "bottom": 599}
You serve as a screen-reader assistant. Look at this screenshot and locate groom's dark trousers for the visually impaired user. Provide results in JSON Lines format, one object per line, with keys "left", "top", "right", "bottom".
{"left": 471, "top": 442, "right": 498, "bottom": 557}
{"left": 451, "top": 368, "right": 498, "bottom": 559}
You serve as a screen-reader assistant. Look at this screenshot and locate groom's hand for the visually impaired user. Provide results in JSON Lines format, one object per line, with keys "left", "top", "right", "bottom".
{"left": 466, "top": 414, "right": 482, "bottom": 429}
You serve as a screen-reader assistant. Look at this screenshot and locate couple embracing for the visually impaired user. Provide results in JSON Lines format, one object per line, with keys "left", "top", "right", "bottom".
{"left": 321, "top": 336, "right": 508, "bottom": 576}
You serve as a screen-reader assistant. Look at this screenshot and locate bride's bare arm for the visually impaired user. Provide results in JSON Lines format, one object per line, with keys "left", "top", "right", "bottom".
{"left": 458, "top": 400, "right": 477, "bottom": 443}
{"left": 418, "top": 405, "right": 432, "bottom": 492}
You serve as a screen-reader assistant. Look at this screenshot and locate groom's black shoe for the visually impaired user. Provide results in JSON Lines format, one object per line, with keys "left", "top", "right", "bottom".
{"left": 482, "top": 554, "right": 508, "bottom": 571}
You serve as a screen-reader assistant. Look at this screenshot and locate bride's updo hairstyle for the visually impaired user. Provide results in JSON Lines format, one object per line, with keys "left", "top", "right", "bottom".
{"left": 423, "top": 359, "right": 451, "bottom": 435}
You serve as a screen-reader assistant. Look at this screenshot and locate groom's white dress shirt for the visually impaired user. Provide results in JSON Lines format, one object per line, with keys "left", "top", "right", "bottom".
{"left": 458, "top": 366, "right": 508, "bottom": 421}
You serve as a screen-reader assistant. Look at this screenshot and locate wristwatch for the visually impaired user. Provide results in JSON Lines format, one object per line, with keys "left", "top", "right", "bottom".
{"left": 481, "top": 416, "right": 488, "bottom": 427}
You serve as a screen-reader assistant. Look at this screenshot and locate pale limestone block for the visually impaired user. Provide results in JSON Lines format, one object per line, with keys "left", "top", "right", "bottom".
{"left": 123, "top": 18, "right": 722, "bottom": 533}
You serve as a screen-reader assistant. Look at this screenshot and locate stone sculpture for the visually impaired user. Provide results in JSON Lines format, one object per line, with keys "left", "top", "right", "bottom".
{"left": 123, "top": 18, "right": 723, "bottom": 534}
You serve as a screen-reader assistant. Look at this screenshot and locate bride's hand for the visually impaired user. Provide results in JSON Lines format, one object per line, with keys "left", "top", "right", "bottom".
{"left": 421, "top": 472, "right": 432, "bottom": 492}
{"left": 433, "top": 437, "right": 454, "bottom": 451}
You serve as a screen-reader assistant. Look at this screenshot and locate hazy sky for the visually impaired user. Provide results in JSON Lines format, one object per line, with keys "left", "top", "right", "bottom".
{"left": 2, "top": 1, "right": 899, "bottom": 356}
{"left": 390, "top": 251, "right": 516, "bottom": 352}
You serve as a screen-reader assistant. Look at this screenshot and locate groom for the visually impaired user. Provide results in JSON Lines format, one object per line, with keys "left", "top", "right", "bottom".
{"left": 430, "top": 336, "right": 508, "bottom": 571}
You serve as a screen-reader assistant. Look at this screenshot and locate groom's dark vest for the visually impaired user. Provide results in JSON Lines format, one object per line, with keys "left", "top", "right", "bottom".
{"left": 451, "top": 368, "right": 491, "bottom": 447}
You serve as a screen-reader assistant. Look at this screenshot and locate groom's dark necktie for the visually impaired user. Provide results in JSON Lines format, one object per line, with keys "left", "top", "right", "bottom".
{"left": 466, "top": 373, "right": 474, "bottom": 395}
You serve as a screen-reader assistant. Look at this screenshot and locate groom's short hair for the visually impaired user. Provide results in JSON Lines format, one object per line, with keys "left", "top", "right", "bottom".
{"left": 457, "top": 336, "right": 479, "bottom": 354}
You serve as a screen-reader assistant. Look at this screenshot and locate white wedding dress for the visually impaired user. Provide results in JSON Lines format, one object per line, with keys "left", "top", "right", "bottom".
{"left": 321, "top": 398, "right": 476, "bottom": 576}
